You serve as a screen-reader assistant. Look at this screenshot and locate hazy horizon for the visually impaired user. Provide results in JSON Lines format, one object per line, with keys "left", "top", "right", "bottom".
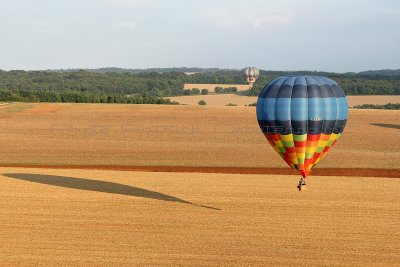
{"left": 1, "top": 0, "right": 399, "bottom": 72}
{"left": 2, "top": 66, "right": 400, "bottom": 74}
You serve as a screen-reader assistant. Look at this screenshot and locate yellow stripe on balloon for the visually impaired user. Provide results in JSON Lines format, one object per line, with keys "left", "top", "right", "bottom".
{"left": 306, "top": 146, "right": 317, "bottom": 154}
{"left": 281, "top": 134, "right": 293, "bottom": 142}
{"left": 290, "top": 156, "right": 298, "bottom": 164}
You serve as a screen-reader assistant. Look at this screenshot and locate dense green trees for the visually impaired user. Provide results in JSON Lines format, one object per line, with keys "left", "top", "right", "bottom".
{"left": 0, "top": 69, "right": 398, "bottom": 105}
{"left": 183, "top": 88, "right": 201, "bottom": 95}
{"left": 353, "top": 103, "right": 400, "bottom": 110}
{"left": 214, "top": 86, "right": 238, "bottom": 94}
{"left": 0, "top": 89, "right": 178, "bottom": 104}
{"left": 0, "top": 70, "right": 186, "bottom": 97}
{"left": 186, "top": 69, "right": 400, "bottom": 96}
{"left": 248, "top": 71, "right": 400, "bottom": 96}
{"left": 185, "top": 71, "right": 245, "bottom": 84}
{"left": 191, "top": 88, "right": 200, "bottom": 95}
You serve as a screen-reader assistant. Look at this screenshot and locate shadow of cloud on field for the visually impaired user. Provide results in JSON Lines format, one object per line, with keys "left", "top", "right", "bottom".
{"left": 3, "top": 173, "right": 220, "bottom": 210}
{"left": 370, "top": 123, "right": 400, "bottom": 129}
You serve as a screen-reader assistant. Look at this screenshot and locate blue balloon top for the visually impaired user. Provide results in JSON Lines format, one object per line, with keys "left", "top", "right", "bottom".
{"left": 256, "top": 75, "right": 348, "bottom": 135}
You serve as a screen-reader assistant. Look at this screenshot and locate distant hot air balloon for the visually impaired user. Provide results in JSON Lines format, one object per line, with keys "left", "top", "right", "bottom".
{"left": 256, "top": 76, "right": 348, "bottom": 191}
{"left": 243, "top": 67, "right": 259, "bottom": 87}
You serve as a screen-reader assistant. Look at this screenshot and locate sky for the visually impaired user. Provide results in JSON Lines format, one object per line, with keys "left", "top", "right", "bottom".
{"left": 0, "top": 0, "right": 399, "bottom": 72}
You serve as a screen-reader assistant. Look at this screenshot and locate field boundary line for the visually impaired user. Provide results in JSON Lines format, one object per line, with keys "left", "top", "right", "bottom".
{"left": 0, "top": 165, "right": 399, "bottom": 178}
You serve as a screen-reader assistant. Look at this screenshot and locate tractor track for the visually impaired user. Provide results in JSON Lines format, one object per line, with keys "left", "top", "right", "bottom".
{"left": 0, "top": 165, "right": 399, "bottom": 178}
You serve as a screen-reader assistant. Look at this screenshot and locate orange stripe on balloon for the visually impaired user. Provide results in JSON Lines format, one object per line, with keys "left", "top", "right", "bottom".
{"left": 307, "top": 134, "right": 320, "bottom": 141}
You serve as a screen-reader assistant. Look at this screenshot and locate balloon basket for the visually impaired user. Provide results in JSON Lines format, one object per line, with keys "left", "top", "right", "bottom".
{"left": 297, "top": 178, "right": 307, "bottom": 191}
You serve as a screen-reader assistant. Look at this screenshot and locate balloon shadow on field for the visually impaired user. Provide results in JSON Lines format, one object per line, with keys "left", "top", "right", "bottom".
{"left": 370, "top": 123, "right": 400, "bottom": 130}
{"left": 3, "top": 173, "right": 220, "bottom": 210}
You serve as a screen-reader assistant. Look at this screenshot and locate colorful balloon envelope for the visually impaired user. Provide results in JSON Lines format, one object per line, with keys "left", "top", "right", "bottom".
{"left": 243, "top": 67, "right": 259, "bottom": 86}
{"left": 256, "top": 76, "right": 348, "bottom": 178}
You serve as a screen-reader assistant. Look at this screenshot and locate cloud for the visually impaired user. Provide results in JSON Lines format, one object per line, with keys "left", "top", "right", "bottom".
{"left": 111, "top": 0, "right": 162, "bottom": 9}
{"left": 248, "top": 13, "right": 291, "bottom": 29}
{"left": 207, "top": 7, "right": 292, "bottom": 30}
{"left": 117, "top": 20, "right": 137, "bottom": 29}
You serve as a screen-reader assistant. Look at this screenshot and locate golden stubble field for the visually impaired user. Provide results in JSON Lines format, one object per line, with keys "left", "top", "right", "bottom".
{"left": 170, "top": 95, "right": 400, "bottom": 106}
{"left": 171, "top": 94, "right": 258, "bottom": 106}
{"left": 0, "top": 167, "right": 399, "bottom": 266}
{"left": 0, "top": 103, "right": 399, "bottom": 266}
{"left": 0, "top": 103, "right": 399, "bottom": 169}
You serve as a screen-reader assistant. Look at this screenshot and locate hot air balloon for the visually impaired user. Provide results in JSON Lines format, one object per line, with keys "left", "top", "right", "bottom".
{"left": 256, "top": 76, "right": 348, "bottom": 191}
{"left": 243, "top": 67, "right": 259, "bottom": 87}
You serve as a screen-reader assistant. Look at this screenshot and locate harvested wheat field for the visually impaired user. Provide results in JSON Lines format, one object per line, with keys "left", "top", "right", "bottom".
{"left": 170, "top": 95, "right": 400, "bottom": 106}
{"left": 171, "top": 94, "right": 258, "bottom": 106}
{"left": 0, "top": 103, "right": 399, "bottom": 266}
{"left": 0, "top": 103, "right": 399, "bottom": 169}
{"left": 0, "top": 167, "right": 399, "bottom": 266}
{"left": 184, "top": 83, "right": 250, "bottom": 92}
{"left": 347, "top": 95, "right": 400, "bottom": 106}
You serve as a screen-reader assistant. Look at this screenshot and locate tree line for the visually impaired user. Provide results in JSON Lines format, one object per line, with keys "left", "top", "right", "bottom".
{"left": 0, "top": 69, "right": 398, "bottom": 105}
{"left": 182, "top": 70, "right": 400, "bottom": 95}
{"left": 247, "top": 71, "right": 400, "bottom": 96}
{"left": 0, "top": 70, "right": 186, "bottom": 97}
{"left": 352, "top": 103, "right": 400, "bottom": 110}
{"left": 0, "top": 89, "right": 178, "bottom": 104}
{"left": 183, "top": 88, "right": 209, "bottom": 95}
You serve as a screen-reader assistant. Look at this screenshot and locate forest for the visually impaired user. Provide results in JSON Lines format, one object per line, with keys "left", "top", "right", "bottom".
{"left": 0, "top": 68, "right": 399, "bottom": 103}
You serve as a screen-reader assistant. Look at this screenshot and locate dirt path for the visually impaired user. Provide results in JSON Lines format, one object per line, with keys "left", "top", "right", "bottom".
{"left": 0, "top": 164, "right": 399, "bottom": 178}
